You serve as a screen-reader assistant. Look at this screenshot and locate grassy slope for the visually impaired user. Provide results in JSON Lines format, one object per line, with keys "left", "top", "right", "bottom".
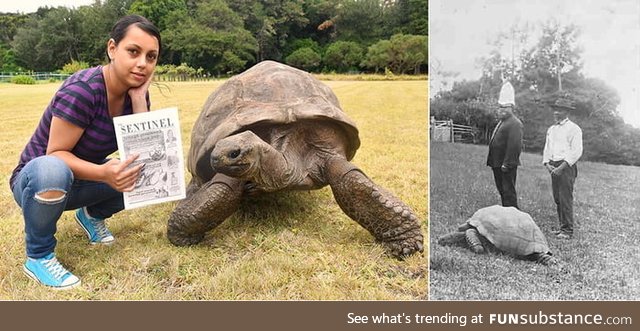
{"left": 0, "top": 80, "right": 427, "bottom": 300}
{"left": 429, "top": 142, "right": 640, "bottom": 300}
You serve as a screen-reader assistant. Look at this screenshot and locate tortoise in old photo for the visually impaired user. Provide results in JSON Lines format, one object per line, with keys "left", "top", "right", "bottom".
{"left": 438, "top": 205, "right": 556, "bottom": 265}
{"left": 166, "top": 60, "right": 424, "bottom": 259}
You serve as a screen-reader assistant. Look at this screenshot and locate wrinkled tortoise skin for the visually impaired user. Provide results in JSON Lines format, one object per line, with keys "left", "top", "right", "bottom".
{"left": 438, "top": 205, "right": 556, "bottom": 265}
{"left": 167, "top": 60, "right": 424, "bottom": 259}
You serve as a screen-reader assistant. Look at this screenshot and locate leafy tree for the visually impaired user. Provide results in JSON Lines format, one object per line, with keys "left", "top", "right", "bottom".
{"left": 129, "top": 0, "right": 187, "bottom": 31}
{"left": 282, "top": 37, "right": 320, "bottom": 59}
{"left": 362, "top": 34, "right": 426, "bottom": 74}
{"left": 323, "top": 40, "right": 363, "bottom": 72}
{"left": 35, "top": 7, "right": 84, "bottom": 70}
{"left": 386, "top": 0, "right": 428, "bottom": 36}
{"left": 11, "top": 18, "right": 43, "bottom": 70}
{"left": 227, "top": 0, "right": 308, "bottom": 62}
{"left": 431, "top": 20, "right": 640, "bottom": 166}
{"left": 285, "top": 47, "right": 321, "bottom": 71}
{"left": 295, "top": 0, "right": 338, "bottom": 45}
{"left": 0, "top": 42, "right": 21, "bottom": 71}
{"left": 332, "top": 0, "right": 384, "bottom": 44}
{"left": 361, "top": 39, "right": 390, "bottom": 73}
{"left": 2, "top": 0, "right": 427, "bottom": 75}
{"left": 536, "top": 21, "right": 581, "bottom": 92}
{"left": 387, "top": 33, "right": 426, "bottom": 74}
{"left": 73, "top": 0, "right": 135, "bottom": 65}
{"left": 0, "top": 13, "right": 29, "bottom": 44}
{"left": 11, "top": 0, "right": 133, "bottom": 70}
{"left": 163, "top": 0, "right": 257, "bottom": 75}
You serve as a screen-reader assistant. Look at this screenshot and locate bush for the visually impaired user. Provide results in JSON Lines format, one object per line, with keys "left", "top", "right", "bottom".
{"left": 285, "top": 47, "right": 321, "bottom": 72}
{"left": 323, "top": 41, "right": 364, "bottom": 73}
{"left": 61, "top": 60, "right": 90, "bottom": 74}
{"left": 11, "top": 75, "right": 36, "bottom": 85}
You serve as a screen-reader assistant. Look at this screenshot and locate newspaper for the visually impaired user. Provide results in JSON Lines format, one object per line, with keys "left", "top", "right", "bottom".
{"left": 113, "top": 107, "right": 186, "bottom": 209}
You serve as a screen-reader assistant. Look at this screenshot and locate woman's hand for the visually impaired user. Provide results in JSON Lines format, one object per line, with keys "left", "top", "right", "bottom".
{"left": 129, "top": 73, "right": 153, "bottom": 113}
{"left": 101, "top": 154, "right": 145, "bottom": 192}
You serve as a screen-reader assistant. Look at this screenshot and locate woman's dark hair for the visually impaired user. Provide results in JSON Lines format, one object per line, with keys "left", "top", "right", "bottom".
{"left": 109, "top": 15, "right": 162, "bottom": 55}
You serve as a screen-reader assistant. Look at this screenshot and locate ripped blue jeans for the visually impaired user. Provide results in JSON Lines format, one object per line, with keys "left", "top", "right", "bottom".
{"left": 11, "top": 155, "right": 124, "bottom": 259}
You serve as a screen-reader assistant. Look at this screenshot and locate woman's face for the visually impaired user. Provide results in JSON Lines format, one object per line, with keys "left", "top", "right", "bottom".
{"left": 107, "top": 25, "right": 159, "bottom": 88}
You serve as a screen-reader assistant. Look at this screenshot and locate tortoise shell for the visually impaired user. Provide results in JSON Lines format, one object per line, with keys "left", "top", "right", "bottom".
{"left": 462, "top": 205, "right": 550, "bottom": 256}
{"left": 188, "top": 60, "right": 360, "bottom": 183}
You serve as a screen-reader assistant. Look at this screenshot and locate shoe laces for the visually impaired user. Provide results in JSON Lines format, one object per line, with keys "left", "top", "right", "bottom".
{"left": 42, "top": 256, "right": 69, "bottom": 280}
{"left": 91, "top": 218, "right": 111, "bottom": 239}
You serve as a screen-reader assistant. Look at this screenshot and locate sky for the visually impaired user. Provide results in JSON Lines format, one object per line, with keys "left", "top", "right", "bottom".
{"left": 0, "top": 0, "right": 94, "bottom": 14}
{"left": 430, "top": 0, "right": 640, "bottom": 128}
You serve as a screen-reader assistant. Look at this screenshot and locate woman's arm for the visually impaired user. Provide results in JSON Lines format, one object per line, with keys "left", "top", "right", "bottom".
{"left": 46, "top": 117, "right": 143, "bottom": 192}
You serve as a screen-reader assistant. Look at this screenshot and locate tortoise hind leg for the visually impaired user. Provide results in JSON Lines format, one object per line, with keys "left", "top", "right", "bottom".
{"left": 325, "top": 157, "right": 424, "bottom": 259}
{"left": 167, "top": 174, "right": 243, "bottom": 246}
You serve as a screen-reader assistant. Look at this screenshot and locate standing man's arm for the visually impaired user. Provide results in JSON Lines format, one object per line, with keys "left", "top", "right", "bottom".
{"left": 565, "top": 125, "right": 583, "bottom": 166}
{"left": 502, "top": 122, "right": 523, "bottom": 170}
{"left": 542, "top": 128, "right": 555, "bottom": 173}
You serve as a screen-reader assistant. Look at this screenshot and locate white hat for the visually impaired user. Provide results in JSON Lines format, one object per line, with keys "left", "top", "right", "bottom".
{"left": 498, "top": 81, "right": 515, "bottom": 106}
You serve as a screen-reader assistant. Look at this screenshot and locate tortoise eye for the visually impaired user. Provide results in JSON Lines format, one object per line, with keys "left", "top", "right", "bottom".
{"left": 227, "top": 149, "right": 241, "bottom": 159}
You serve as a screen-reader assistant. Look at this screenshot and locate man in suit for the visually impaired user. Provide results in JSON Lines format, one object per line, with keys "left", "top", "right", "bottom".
{"left": 543, "top": 97, "right": 583, "bottom": 239}
{"left": 487, "top": 82, "right": 523, "bottom": 208}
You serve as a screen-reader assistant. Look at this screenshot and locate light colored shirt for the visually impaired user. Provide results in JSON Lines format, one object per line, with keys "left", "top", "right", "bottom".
{"left": 542, "top": 118, "right": 583, "bottom": 166}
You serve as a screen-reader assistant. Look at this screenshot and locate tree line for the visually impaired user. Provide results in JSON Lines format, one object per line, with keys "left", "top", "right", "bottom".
{"left": 431, "top": 21, "right": 640, "bottom": 167}
{"left": 0, "top": 0, "right": 427, "bottom": 76}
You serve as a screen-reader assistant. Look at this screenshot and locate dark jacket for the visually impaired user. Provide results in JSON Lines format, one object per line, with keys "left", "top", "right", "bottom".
{"left": 487, "top": 115, "right": 523, "bottom": 168}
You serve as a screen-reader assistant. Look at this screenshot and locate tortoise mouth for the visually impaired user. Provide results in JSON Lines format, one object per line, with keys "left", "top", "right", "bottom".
{"left": 215, "top": 163, "right": 250, "bottom": 176}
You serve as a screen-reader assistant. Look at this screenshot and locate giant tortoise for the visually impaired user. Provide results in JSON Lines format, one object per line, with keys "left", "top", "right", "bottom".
{"left": 438, "top": 205, "right": 556, "bottom": 265}
{"left": 167, "top": 60, "right": 424, "bottom": 259}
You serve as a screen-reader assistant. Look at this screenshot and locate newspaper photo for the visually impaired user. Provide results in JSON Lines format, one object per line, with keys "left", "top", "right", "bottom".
{"left": 113, "top": 107, "right": 186, "bottom": 209}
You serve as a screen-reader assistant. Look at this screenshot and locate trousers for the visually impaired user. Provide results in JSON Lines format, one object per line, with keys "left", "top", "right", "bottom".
{"left": 11, "top": 155, "right": 124, "bottom": 258}
{"left": 492, "top": 166, "right": 518, "bottom": 208}
{"left": 550, "top": 160, "right": 577, "bottom": 235}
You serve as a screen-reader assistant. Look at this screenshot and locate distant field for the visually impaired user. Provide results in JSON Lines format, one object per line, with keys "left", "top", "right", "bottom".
{"left": 430, "top": 142, "right": 640, "bottom": 300}
{"left": 0, "top": 79, "right": 427, "bottom": 300}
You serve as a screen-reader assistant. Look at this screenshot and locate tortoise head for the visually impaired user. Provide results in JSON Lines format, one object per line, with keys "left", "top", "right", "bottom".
{"left": 211, "top": 131, "right": 261, "bottom": 179}
{"left": 457, "top": 222, "right": 473, "bottom": 232}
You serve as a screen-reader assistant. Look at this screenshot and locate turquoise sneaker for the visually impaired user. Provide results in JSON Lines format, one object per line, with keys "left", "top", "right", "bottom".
{"left": 23, "top": 252, "right": 81, "bottom": 290}
{"left": 74, "top": 207, "right": 115, "bottom": 245}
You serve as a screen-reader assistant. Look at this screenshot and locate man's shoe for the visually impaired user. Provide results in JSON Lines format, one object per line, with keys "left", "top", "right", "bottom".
{"left": 556, "top": 233, "right": 572, "bottom": 239}
{"left": 23, "top": 252, "right": 81, "bottom": 290}
{"left": 75, "top": 207, "right": 114, "bottom": 245}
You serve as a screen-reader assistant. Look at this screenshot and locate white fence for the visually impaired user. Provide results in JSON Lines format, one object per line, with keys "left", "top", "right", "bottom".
{"left": 430, "top": 118, "right": 479, "bottom": 143}
{"left": 0, "top": 72, "right": 71, "bottom": 83}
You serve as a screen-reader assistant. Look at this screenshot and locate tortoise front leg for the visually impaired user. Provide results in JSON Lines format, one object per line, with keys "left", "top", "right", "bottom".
{"left": 167, "top": 174, "right": 243, "bottom": 246}
{"left": 325, "top": 157, "right": 424, "bottom": 259}
{"left": 531, "top": 252, "right": 558, "bottom": 266}
{"left": 464, "top": 228, "right": 485, "bottom": 254}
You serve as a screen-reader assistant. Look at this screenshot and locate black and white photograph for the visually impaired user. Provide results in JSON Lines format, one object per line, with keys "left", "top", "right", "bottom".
{"left": 429, "top": 0, "right": 640, "bottom": 300}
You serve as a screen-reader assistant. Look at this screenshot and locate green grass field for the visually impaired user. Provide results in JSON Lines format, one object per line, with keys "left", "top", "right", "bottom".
{"left": 429, "top": 142, "right": 640, "bottom": 300}
{"left": 0, "top": 79, "right": 427, "bottom": 300}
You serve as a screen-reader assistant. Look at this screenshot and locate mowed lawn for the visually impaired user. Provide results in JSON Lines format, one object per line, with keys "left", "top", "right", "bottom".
{"left": 429, "top": 142, "right": 639, "bottom": 300}
{"left": 0, "top": 79, "right": 427, "bottom": 300}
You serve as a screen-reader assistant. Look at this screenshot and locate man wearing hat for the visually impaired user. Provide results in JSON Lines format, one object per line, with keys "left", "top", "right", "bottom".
{"left": 487, "top": 81, "right": 523, "bottom": 208}
{"left": 542, "top": 97, "right": 583, "bottom": 239}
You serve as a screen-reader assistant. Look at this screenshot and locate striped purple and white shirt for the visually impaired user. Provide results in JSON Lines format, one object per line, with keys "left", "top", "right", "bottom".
{"left": 10, "top": 66, "right": 149, "bottom": 189}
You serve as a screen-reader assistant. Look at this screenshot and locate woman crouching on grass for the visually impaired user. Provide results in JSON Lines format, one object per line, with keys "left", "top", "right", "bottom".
{"left": 9, "top": 15, "right": 161, "bottom": 290}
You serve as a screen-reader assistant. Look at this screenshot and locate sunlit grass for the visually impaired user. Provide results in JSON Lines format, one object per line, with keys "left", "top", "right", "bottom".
{"left": 429, "top": 142, "right": 640, "bottom": 300}
{"left": 0, "top": 79, "right": 427, "bottom": 300}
